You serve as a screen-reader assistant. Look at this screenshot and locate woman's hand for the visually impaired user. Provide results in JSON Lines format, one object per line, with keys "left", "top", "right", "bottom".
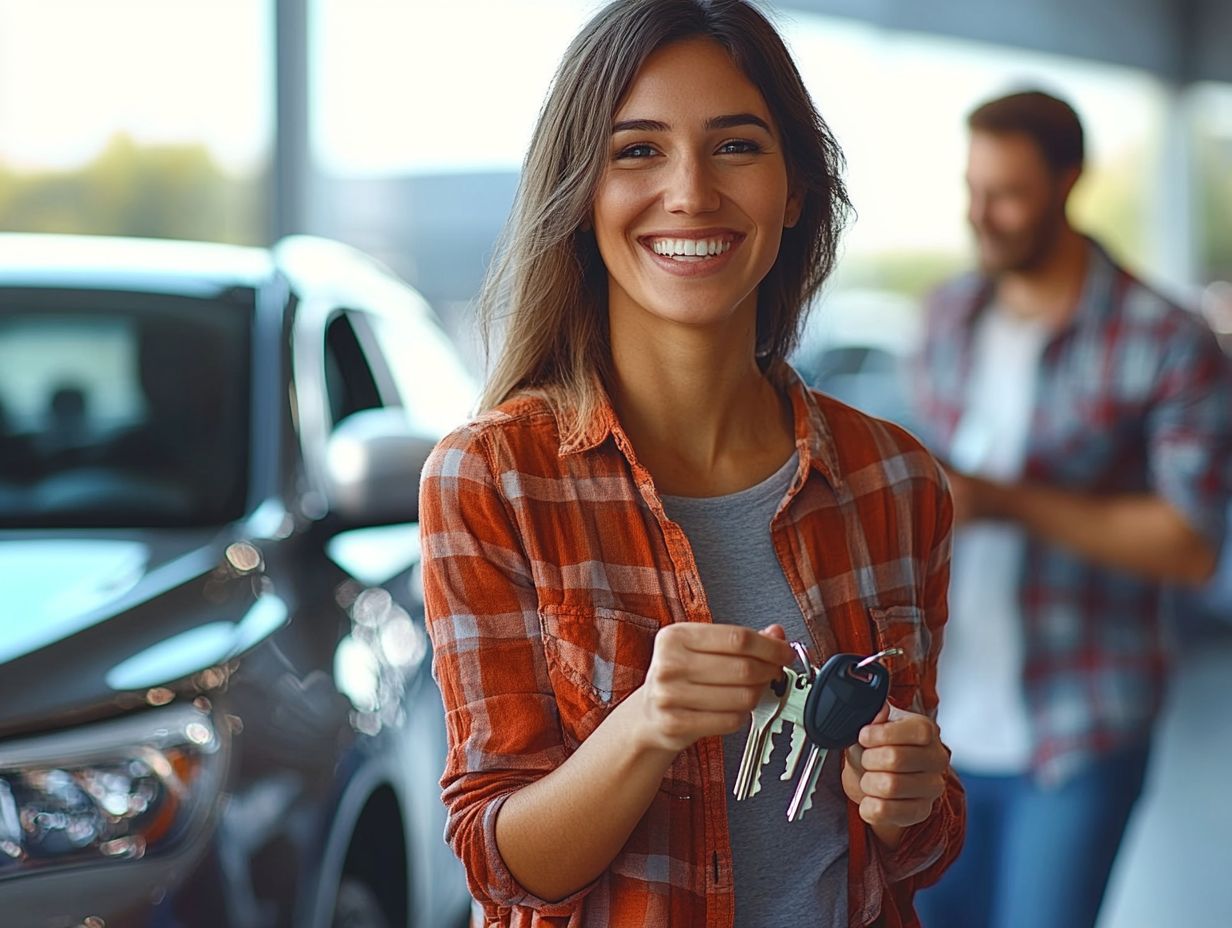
{"left": 841, "top": 702, "right": 950, "bottom": 848}
{"left": 629, "top": 622, "right": 796, "bottom": 755}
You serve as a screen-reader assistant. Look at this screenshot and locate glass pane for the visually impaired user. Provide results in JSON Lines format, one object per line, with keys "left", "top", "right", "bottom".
{"left": 0, "top": 0, "right": 272, "bottom": 244}
{"left": 782, "top": 14, "right": 1166, "bottom": 295}
{"left": 311, "top": 0, "right": 588, "bottom": 175}
{"left": 0, "top": 292, "right": 252, "bottom": 528}
{"left": 369, "top": 312, "right": 478, "bottom": 438}
{"left": 1191, "top": 82, "right": 1232, "bottom": 283}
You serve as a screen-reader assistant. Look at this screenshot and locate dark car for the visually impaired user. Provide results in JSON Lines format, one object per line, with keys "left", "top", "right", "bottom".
{"left": 791, "top": 288, "right": 922, "bottom": 433}
{"left": 0, "top": 234, "right": 476, "bottom": 928}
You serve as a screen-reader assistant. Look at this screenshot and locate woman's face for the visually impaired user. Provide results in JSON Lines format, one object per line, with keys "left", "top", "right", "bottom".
{"left": 592, "top": 38, "right": 799, "bottom": 339}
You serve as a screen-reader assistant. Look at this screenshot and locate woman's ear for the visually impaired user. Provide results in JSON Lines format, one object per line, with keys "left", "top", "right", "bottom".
{"left": 784, "top": 189, "right": 803, "bottom": 229}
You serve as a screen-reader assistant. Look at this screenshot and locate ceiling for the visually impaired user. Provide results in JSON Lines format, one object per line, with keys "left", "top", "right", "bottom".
{"left": 781, "top": 0, "right": 1231, "bottom": 85}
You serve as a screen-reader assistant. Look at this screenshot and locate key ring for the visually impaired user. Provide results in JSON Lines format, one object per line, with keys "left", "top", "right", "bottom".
{"left": 855, "top": 647, "right": 904, "bottom": 670}
{"left": 789, "top": 641, "right": 815, "bottom": 683}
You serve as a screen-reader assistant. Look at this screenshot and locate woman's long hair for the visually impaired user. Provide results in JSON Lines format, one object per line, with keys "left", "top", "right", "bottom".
{"left": 476, "top": 0, "right": 851, "bottom": 441}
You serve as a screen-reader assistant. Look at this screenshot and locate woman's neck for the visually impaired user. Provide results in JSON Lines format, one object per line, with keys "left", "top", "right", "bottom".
{"left": 606, "top": 314, "right": 795, "bottom": 497}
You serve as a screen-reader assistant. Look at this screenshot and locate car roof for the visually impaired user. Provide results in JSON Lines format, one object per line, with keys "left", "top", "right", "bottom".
{"left": 0, "top": 233, "right": 275, "bottom": 295}
{"left": 0, "top": 233, "right": 442, "bottom": 331}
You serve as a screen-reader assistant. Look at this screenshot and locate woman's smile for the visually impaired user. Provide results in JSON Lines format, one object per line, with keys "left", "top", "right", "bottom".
{"left": 638, "top": 229, "right": 745, "bottom": 276}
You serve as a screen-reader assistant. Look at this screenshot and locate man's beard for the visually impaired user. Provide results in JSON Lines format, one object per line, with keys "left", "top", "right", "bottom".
{"left": 973, "top": 209, "right": 1065, "bottom": 275}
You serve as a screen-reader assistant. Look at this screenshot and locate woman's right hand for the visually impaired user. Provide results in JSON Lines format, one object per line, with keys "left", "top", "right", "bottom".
{"left": 629, "top": 622, "right": 797, "bottom": 755}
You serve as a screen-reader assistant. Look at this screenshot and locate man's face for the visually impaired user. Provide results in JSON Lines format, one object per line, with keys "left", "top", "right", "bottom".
{"left": 965, "top": 130, "right": 1074, "bottom": 274}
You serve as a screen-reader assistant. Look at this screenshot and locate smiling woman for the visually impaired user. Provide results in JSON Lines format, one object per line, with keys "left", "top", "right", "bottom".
{"left": 475, "top": 0, "right": 850, "bottom": 447}
{"left": 596, "top": 40, "right": 799, "bottom": 343}
{"left": 419, "top": 3, "right": 965, "bottom": 927}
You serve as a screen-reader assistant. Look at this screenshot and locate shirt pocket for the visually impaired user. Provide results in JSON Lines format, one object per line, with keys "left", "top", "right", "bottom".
{"left": 867, "top": 604, "right": 930, "bottom": 714}
{"left": 539, "top": 604, "right": 661, "bottom": 744}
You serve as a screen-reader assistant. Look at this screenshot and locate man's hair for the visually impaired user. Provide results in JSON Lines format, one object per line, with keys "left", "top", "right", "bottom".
{"left": 967, "top": 90, "right": 1085, "bottom": 174}
{"left": 475, "top": 0, "right": 851, "bottom": 440}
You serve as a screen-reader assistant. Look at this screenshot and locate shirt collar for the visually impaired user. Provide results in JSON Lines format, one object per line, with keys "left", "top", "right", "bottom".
{"left": 783, "top": 365, "right": 845, "bottom": 492}
{"left": 555, "top": 376, "right": 619, "bottom": 457}
{"left": 557, "top": 364, "right": 845, "bottom": 493}
{"left": 957, "top": 235, "right": 1117, "bottom": 330}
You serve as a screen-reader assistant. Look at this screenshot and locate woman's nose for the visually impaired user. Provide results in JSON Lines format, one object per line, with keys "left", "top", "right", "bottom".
{"left": 662, "top": 155, "right": 720, "bottom": 215}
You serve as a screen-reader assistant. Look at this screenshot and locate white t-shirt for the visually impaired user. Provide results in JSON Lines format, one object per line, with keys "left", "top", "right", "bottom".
{"left": 937, "top": 302, "right": 1050, "bottom": 773}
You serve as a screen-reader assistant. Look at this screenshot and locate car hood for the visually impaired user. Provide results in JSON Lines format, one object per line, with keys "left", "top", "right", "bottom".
{"left": 0, "top": 531, "right": 278, "bottom": 737}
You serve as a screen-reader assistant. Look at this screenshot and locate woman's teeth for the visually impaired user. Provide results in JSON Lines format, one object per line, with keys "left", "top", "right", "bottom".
{"left": 650, "top": 238, "right": 732, "bottom": 259}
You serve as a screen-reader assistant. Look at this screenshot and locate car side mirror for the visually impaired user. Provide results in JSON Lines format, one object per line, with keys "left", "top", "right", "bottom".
{"left": 323, "top": 408, "right": 438, "bottom": 528}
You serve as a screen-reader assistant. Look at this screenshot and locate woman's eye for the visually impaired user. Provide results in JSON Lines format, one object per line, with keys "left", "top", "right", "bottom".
{"left": 615, "top": 144, "right": 657, "bottom": 160}
{"left": 718, "top": 139, "right": 762, "bottom": 155}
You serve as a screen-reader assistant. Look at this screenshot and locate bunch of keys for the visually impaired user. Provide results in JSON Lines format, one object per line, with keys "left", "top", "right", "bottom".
{"left": 733, "top": 643, "right": 903, "bottom": 821}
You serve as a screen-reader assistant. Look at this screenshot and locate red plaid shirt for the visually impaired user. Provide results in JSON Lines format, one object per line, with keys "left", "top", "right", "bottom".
{"left": 420, "top": 369, "right": 963, "bottom": 927}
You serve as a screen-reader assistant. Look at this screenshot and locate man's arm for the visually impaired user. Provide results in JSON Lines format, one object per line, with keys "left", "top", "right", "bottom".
{"left": 947, "top": 470, "right": 1218, "bottom": 586}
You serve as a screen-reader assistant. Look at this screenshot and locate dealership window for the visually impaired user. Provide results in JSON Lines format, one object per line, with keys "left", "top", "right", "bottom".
{"left": 0, "top": 0, "right": 272, "bottom": 244}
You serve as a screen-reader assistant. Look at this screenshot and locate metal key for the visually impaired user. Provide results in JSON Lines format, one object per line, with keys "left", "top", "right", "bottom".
{"left": 733, "top": 671, "right": 789, "bottom": 799}
{"left": 786, "top": 741, "right": 825, "bottom": 821}
{"left": 744, "top": 667, "right": 796, "bottom": 799}
{"left": 748, "top": 642, "right": 814, "bottom": 798}
{"left": 786, "top": 649, "right": 899, "bottom": 821}
{"left": 777, "top": 670, "right": 812, "bottom": 783}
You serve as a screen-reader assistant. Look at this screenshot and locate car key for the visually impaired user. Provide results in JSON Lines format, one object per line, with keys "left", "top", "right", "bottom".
{"left": 786, "top": 648, "right": 899, "bottom": 821}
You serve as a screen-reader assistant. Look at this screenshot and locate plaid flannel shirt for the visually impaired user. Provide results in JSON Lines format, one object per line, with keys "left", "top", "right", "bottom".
{"left": 912, "top": 238, "right": 1232, "bottom": 783}
{"left": 420, "top": 368, "right": 963, "bottom": 927}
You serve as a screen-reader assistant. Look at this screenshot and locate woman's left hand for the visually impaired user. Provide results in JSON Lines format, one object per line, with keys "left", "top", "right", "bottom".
{"left": 841, "top": 702, "right": 950, "bottom": 844}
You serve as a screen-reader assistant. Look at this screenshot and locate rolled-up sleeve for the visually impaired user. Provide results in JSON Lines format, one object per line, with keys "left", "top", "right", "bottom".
{"left": 420, "top": 425, "right": 593, "bottom": 917}
{"left": 1145, "top": 317, "right": 1232, "bottom": 552}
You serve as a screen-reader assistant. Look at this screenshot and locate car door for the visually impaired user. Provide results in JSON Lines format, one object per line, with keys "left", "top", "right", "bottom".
{"left": 307, "top": 302, "right": 471, "bottom": 927}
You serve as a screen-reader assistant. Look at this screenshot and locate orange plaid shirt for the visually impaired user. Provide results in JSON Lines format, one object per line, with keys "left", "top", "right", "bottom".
{"left": 420, "top": 369, "right": 964, "bottom": 927}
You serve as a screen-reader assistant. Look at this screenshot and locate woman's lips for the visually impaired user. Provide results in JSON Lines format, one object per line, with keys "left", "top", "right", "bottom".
{"left": 637, "top": 233, "right": 744, "bottom": 277}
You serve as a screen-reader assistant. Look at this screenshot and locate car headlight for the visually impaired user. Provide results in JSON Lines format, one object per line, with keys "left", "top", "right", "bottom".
{"left": 0, "top": 703, "right": 225, "bottom": 878}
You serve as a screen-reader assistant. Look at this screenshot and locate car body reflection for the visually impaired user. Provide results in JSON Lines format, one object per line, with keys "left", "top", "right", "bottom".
{"left": 0, "top": 233, "right": 475, "bottom": 928}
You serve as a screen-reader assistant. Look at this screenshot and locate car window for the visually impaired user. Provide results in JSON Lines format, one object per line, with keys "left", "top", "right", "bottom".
{"left": 323, "top": 312, "right": 384, "bottom": 427}
{"left": 367, "top": 311, "right": 476, "bottom": 438}
{"left": 0, "top": 289, "right": 251, "bottom": 528}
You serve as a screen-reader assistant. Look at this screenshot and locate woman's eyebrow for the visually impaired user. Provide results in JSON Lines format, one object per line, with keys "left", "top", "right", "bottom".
{"left": 611, "top": 113, "right": 772, "bottom": 134}
{"left": 612, "top": 118, "right": 670, "bottom": 134}
{"left": 705, "top": 113, "right": 771, "bottom": 132}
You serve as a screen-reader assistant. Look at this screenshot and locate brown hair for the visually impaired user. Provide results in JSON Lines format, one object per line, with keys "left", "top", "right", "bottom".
{"left": 476, "top": 0, "right": 851, "bottom": 439}
{"left": 968, "top": 90, "right": 1085, "bottom": 174}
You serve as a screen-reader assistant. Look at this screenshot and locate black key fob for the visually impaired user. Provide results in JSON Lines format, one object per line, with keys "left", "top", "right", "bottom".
{"left": 802, "top": 652, "right": 890, "bottom": 749}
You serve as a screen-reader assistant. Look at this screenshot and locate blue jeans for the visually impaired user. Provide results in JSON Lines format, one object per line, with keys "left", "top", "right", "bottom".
{"left": 914, "top": 741, "right": 1151, "bottom": 928}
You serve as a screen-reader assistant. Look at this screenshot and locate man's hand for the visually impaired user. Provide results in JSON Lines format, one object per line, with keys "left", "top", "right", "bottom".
{"left": 941, "top": 466, "right": 1217, "bottom": 584}
{"left": 943, "top": 466, "right": 1002, "bottom": 525}
{"left": 841, "top": 702, "right": 950, "bottom": 848}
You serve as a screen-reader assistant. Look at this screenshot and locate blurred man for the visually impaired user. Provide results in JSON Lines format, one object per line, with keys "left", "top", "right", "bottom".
{"left": 910, "top": 90, "right": 1232, "bottom": 928}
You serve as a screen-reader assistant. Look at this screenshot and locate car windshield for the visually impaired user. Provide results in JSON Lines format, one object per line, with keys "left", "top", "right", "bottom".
{"left": 0, "top": 288, "right": 252, "bottom": 528}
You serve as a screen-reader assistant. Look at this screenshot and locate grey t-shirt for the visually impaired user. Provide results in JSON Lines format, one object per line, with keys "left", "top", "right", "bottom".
{"left": 661, "top": 452, "right": 848, "bottom": 928}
